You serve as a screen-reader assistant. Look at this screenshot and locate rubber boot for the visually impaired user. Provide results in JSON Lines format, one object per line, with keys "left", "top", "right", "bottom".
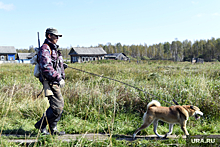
{"left": 35, "top": 107, "right": 59, "bottom": 135}
{"left": 34, "top": 113, "right": 49, "bottom": 135}
{"left": 49, "top": 126, "right": 65, "bottom": 135}
{"left": 48, "top": 111, "right": 65, "bottom": 135}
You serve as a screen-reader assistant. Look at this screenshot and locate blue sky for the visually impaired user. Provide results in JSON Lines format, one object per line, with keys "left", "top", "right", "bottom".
{"left": 1, "top": 0, "right": 220, "bottom": 49}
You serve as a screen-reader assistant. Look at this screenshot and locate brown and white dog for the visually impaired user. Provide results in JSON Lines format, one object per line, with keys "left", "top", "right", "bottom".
{"left": 133, "top": 100, "right": 203, "bottom": 138}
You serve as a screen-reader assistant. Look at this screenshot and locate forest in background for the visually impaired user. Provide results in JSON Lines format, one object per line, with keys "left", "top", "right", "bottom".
{"left": 16, "top": 37, "right": 220, "bottom": 62}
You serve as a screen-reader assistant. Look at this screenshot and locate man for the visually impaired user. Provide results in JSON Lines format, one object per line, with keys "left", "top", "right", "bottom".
{"left": 35, "top": 28, "right": 67, "bottom": 135}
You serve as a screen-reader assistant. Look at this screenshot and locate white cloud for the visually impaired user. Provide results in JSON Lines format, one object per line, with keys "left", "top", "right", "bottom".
{"left": 0, "top": 1, "right": 14, "bottom": 11}
{"left": 212, "top": 13, "right": 220, "bottom": 16}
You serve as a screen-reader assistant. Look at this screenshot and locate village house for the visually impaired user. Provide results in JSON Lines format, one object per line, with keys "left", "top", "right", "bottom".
{"left": 191, "top": 58, "right": 204, "bottom": 64}
{"left": 0, "top": 46, "right": 16, "bottom": 61}
{"left": 105, "top": 53, "right": 129, "bottom": 61}
{"left": 17, "top": 53, "right": 35, "bottom": 63}
{"left": 68, "top": 47, "right": 107, "bottom": 63}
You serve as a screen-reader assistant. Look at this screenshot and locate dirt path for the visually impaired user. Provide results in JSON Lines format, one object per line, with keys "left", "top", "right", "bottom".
{"left": 3, "top": 133, "right": 186, "bottom": 144}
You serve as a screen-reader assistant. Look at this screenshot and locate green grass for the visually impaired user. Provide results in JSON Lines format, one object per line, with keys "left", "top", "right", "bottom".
{"left": 0, "top": 60, "right": 220, "bottom": 146}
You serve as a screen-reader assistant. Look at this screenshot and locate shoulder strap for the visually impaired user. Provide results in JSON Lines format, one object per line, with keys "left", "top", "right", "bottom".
{"left": 44, "top": 43, "right": 60, "bottom": 70}
{"left": 44, "top": 44, "right": 52, "bottom": 55}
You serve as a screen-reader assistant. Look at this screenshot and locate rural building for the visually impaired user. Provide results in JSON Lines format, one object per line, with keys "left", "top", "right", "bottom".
{"left": 105, "top": 53, "right": 129, "bottom": 61}
{"left": 0, "top": 46, "right": 16, "bottom": 61}
{"left": 17, "top": 53, "right": 35, "bottom": 63}
{"left": 191, "top": 58, "right": 204, "bottom": 64}
{"left": 68, "top": 47, "right": 107, "bottom": 63}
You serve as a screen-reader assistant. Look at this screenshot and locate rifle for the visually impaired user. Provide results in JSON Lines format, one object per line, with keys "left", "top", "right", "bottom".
{"left": 37, "top": 32, "right": 40, "bottom": 49}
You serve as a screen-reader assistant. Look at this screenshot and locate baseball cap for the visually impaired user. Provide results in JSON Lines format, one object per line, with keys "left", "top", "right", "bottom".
{"left": 46, "top": 28, "right": 62, "bottom": 37}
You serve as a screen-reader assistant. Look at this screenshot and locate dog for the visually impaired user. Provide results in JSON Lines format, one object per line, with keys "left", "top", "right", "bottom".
{"left": 133, "top": 100, "right": 203, "bottom": 138}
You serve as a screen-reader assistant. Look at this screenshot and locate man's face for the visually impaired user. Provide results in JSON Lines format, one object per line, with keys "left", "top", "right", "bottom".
{"left": 48, "top": 33, "right": 59, "bottom": 44}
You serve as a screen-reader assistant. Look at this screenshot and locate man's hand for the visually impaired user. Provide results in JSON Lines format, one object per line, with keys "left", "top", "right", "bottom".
{"left": 63, "top": 63, "right": 68, "bottom": 69}
{"left": 59, "top": 79, "right": 65, "bottom": 88}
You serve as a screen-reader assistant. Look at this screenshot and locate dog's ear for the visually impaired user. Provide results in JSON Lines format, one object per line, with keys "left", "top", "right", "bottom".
{"left": 190, "top": 106, "right": 194, "bottom": 109}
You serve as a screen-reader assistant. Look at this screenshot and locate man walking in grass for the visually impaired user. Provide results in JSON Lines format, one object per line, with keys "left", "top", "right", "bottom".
{"left": 35, "top": 28, "right": 67, "bottom": 135}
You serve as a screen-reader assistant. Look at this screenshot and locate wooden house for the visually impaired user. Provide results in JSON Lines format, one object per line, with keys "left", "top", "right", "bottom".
{"left": 105, "top": 53, "right": 129, "bottom": 61}
{"left": 191, "top": 58, "right": 204, "bottom": 64}
{"left": 68, "top": 47, "right": 107, "bottom": 63}
{"left": 17, "top": 53, "right": 35, "bottom": 63}
{"left": 0, "top": 46, "right": 16, "bottom": 61}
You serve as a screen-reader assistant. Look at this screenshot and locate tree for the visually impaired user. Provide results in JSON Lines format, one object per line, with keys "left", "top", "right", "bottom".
{"left": 28, "top": 45, "right": 35, "bottom": 53}
{"left": 107, "top": 42, "right": 114, "bottom": 54}
{"left": 144, "top": 43, "right": 148, "bottom": 58}
{"left": 182, "top": 40, "right": 192, "bottom": 61}
{"left": 116, "top": 43, "right": 122, "bottom": 53}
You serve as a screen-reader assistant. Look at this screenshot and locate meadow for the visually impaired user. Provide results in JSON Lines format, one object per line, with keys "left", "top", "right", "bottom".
{"left": 0, "top": 60, "right": 220, "bottom": 146}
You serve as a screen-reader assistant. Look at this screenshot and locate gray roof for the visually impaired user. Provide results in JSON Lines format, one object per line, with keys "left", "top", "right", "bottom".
{"left": 0, "top": 46, "right": 16, "bottom": 54}
{"left": 105, "top": 53, "right": 121, "bottom": 57}
{"left": 17, "top": 53, "right": 35, "bottom": 59}
{"left": 69, "top": 47, "right": 107, "bottom": 55}
{"left": 105, "top": 53, "right": 127, "bottom": 58}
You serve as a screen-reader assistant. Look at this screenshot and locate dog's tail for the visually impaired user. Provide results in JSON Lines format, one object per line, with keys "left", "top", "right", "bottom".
{"left": 142, "top": 100, "right": 161, "bottom": 122}
{"left": 147, "top": 100, "right": 161, "bottom": 110}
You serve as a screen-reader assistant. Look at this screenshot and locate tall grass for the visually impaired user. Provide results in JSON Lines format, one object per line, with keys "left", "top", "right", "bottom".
{"left": 0, "top": 61, "right": 220, "bottom": 146}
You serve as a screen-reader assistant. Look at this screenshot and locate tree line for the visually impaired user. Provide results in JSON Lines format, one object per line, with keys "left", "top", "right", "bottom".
{"left": 100, "top": 37, "right": 220, "bottom": 62}
{"left": 16, "top": 37, "right": 220, "bottom": 62}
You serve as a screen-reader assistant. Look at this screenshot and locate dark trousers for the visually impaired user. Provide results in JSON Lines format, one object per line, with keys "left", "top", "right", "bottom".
{"left": 48, "top": 84, "right": 64, "bottom": 116}
{"left": 36, "top": 84, "right": 64, "bottom": 130}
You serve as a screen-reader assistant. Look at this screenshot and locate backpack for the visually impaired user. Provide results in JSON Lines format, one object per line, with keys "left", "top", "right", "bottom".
{"left": 30, "top": 45, "right": 52, "bottom": 78}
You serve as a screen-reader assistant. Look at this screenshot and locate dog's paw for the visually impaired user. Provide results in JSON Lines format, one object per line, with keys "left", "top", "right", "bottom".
{"left": 163, "top": 133, "right": 169, "bottom": 138}
{"left": 132, "top": 134, "right": 136, "bottom": 139}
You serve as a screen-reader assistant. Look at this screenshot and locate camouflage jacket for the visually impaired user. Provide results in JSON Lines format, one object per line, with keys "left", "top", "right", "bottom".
{"left": 38, "top": 39, "right": 65, "bottom": 84}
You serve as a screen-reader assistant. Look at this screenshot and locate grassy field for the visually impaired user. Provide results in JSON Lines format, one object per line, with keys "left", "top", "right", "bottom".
{"left": 0, "top": 60, "right": 220, "bottom": 146}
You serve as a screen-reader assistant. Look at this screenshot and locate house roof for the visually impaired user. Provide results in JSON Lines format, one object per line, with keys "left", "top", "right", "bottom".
{"left": 69, "top": 47, "right": 107, "bottom": 56}
{"left": 105, "top": 53, "right": 127, "bottom": 58}
{"left": 0, "top": 46, "right": 16, "bottom": 54}
{"left": 17, "top": 53, "right": 35, "bottom": 59}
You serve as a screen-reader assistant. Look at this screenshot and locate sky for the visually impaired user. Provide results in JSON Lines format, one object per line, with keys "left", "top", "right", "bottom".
{"left": 0, "top": 0, "right": 220, "bottom": 49}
